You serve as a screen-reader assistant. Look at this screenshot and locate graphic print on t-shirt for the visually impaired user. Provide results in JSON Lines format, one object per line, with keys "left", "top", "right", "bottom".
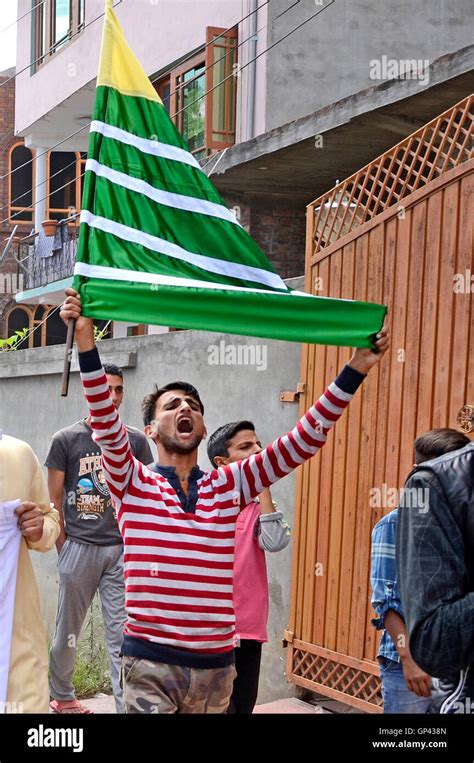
{"left": 45, "top": 419, "right": 152, "bottom": 544}
{"left": 76, "top": 451, "right": 111, "bottom": 520}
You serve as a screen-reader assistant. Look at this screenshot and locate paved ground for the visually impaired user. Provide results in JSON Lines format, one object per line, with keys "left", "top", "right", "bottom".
{"left": 73, "top": 694, "right": 328, "bottom": 714}
{"left": 253, "top": 698, "right": 327, "bottom": 714}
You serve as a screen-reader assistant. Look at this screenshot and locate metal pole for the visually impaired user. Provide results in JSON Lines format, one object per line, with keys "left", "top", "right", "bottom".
{"left": 60, "top": 318, "right": 76, "bottom": 396}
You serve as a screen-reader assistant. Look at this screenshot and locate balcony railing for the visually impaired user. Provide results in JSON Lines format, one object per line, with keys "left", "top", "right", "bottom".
{"left": 18, "top": 223, "right": 78, "bottom": 292}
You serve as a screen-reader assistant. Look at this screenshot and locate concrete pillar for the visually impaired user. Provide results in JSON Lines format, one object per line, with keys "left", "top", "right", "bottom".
{"left": 34, "top": 148, "right": 47, "bottom": 233}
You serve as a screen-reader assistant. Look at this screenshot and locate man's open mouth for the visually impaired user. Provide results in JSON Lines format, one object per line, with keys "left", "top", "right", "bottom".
{"left": 177, "top": 417, "right": 193, "bottom": 434}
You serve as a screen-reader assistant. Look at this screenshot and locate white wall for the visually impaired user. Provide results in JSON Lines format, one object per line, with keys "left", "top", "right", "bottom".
{"left": 15, "top": 0, "right": 243, "bottom": 135}
{"left": 236, "top": 0, "right": 268, "bottom": 142}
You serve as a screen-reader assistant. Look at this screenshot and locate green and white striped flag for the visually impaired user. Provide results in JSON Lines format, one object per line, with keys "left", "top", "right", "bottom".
{"left": 74, "top": 1, "right": 386, "bottom": 346}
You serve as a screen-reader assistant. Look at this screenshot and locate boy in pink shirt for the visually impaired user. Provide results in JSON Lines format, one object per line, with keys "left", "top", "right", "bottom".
{"left": 207, "top": 421, "right": 291, "bottom": 713}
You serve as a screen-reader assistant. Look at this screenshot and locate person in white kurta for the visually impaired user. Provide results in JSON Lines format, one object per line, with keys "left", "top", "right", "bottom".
{"left": 0, "top": 433, "right": 60, "bottom": 713}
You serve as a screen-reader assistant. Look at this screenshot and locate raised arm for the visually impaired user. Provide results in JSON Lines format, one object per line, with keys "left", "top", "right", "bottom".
{"left": 228, "top": 331, "right": 389, "bottom": 506}
{"left": 60, "top": 289, "right": 135, "bottom": 509}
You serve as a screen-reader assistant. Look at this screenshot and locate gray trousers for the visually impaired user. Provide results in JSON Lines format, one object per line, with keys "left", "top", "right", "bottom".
{"left": 49, "top": 540, "right": 126, "bottom": 713}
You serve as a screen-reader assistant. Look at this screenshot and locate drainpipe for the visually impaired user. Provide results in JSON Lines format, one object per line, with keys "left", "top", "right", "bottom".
{"left": 246, "top": 0, "right": 258, "bottom": 141}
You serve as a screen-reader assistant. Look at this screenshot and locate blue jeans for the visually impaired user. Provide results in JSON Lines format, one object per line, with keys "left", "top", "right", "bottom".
{"left": 380, "top": 658, "right": 431, "bottom": 714}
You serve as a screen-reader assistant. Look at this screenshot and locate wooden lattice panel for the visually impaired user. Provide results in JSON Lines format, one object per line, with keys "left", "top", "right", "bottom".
{"left": 310, "top": 94, "right": 473, "bottom": 254}
{"left": 290, "top": 643, "right": 383, "bottom": 713}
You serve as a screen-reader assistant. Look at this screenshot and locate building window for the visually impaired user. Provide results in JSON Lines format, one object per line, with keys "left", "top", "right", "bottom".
{"left": 46, "top": 151, "right": 85, "bottom": 221}
{"left": 9, "top": 145, "right": 86, "bottom": 225}
{"left": 7, "top": 306, "right": 30, "bottom": 340}
{"left": 155, "top": 26, "right": 237, "bottom": 159}
{"left": 44, "top": 306, "right": 68, "bottom": 345}
{"left": 33, "top": 0, "right": 85, "bottom": 68}
{"left": 52, "top": 0, "right": 71, "bottom": 51}
{"left": 32, "top": 305, "right": 46, "bottom": 348}
{"left": 34, "top": 0, "right": 46, "bottom": 64}
{"left": 205, "top": 27, "right": 238, "bottom": 151}
{"left": 174, "top": 58, "right": 206, "bottom": 158}
{"left": 9, "top": 143, "right": 35, "bottom": 224}
{"left": 6, "top": 304, "right": 67, "bottom": 348}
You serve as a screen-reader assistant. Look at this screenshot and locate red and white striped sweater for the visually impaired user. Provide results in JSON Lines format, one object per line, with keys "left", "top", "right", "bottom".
{"left": 79, "top": 348, "right": 364, "bottom": 665}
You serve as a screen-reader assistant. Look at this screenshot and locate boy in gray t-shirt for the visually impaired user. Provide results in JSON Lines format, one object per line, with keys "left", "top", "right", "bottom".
{"left": 46, "top": 419, "right": 151, "bottom": 546}
{"left": 45, "top": 363, "right": 152, "bottom": 714}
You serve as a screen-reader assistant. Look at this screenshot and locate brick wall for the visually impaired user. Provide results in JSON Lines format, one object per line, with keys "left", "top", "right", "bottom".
{"left": 0, "top": 69, "right": 28, "bottom": 338}
{"left": 223, "top": 195, "right": 306, "bottom": 279}
{"left": 250, "top": 206, "right": 306, "bottom": 279}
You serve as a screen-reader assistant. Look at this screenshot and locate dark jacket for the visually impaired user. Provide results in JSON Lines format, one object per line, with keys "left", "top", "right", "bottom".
{"left": 397, "top": 443, "right": 474, "bottom": 713}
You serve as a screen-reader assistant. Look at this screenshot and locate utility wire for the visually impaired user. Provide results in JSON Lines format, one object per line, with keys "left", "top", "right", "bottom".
{"left": 2, "top": 0, "right": 332, "bottom": 185}
{"left": 172, "top": 2, "right": 335, "bottom": 126}
{"left": 0, "top": 170, "right": 85, "bottom": 228}
{"left": 0, "top": 0, "right": 45, "bottom": 35}
{"left": 6, "top": 1, "right": 336, "bottom": 335}
{"left": 1, "top": 0, "right": 271, "bottom": 183}
{"left": 5, "top": 0, "right": 268, "bottom": 211}
{"left": 2, "top": 151, "right": 84, "bottom": 217}
{"left": 0, "top": 0, "right": 268, "bottom": 93}
{"left": 0, "top": 0, "right": 124, "bottom": 90}
{"left": 2, "top": 1, "right": 334, "bottom": 222}
{"left": 150, "top": 0, "right": 270, "bottom": 93}
{"left": 0, "top": 123, "right": 91, "bottom": 183}
{"left": 3, "top": 0, "right": 334, "bottom": 224}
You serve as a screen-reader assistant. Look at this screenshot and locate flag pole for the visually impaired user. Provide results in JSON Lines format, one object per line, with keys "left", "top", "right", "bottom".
{"left": 61, "top": 318, "right": 76, "bottom": 397}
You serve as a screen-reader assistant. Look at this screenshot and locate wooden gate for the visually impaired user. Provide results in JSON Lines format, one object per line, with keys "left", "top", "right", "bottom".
{"left": 285, "top": 95, "right": 474, "bottom": 712}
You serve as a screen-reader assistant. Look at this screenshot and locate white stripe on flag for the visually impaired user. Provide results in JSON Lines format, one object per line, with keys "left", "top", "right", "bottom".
{"left": 86, "top": 158, "right": 240, "bottom": 226}
{"left": 74, "top": 261, "right": 294, "bottom": 295}
{"left": 80, "top": 211, "right": 287, "bottom": 290}
{"left": 90, "top": 120, "right": 202, "bottom": 170}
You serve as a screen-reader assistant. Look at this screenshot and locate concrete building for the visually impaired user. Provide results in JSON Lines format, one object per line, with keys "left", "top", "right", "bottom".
{"left": 12, "top": 0, "right": 474, "bottom": 311}
{"left": 210, "top": 0, "right": 474, "bottom": 257}
{"left": 14, "top": 0, "right": 251, "bottom": 326}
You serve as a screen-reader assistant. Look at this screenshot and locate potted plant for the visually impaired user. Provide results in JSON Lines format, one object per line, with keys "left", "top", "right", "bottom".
{"left": 41, "top": 219, "right": 58, "bottom": 237}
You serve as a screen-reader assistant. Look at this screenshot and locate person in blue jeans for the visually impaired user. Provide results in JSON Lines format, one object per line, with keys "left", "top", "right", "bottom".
{"left": 371, "top": 508, "right": 432, "bottom": 713}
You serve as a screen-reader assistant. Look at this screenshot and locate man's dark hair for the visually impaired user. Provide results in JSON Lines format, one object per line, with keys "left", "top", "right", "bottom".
{"left": 414, "top": 428, "right": 470, "bottom": 464}
{"left": 103, "top": 363, "right": 123, "bottom": 379}
{"left": 142, "top": 381, "right": 204, "bottom": 426}
{"left": 207, "top": 420, "right": 255, "bottom": 468}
